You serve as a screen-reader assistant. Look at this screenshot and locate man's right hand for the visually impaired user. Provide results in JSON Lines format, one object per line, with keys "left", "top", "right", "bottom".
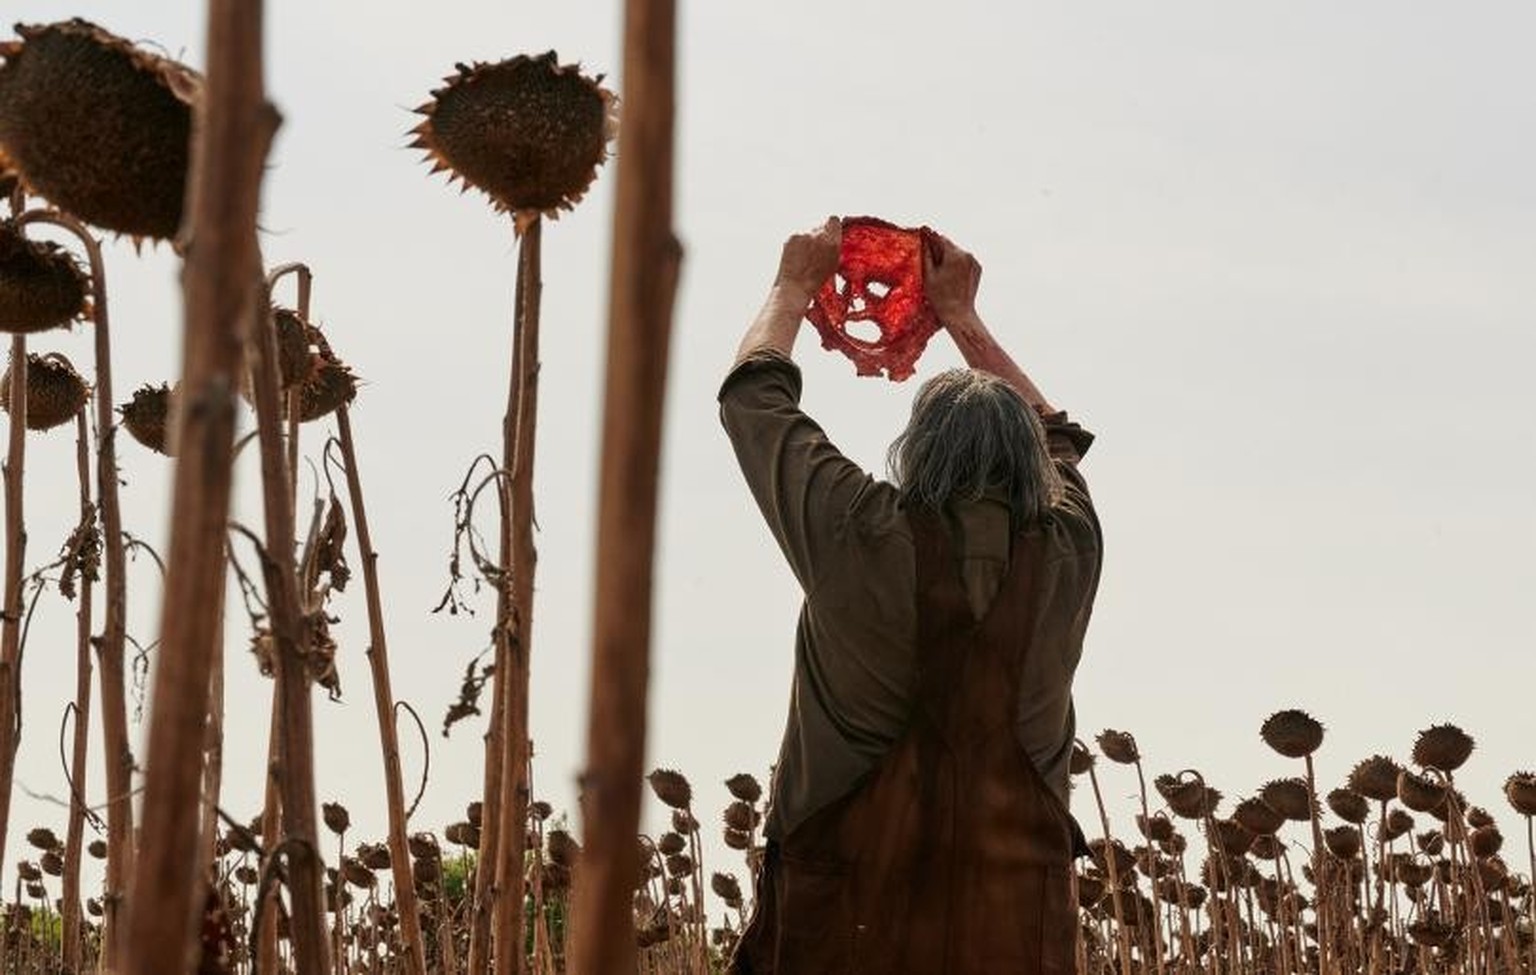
{"left": 923, "top": 232, "right": 983, "bottom": 326}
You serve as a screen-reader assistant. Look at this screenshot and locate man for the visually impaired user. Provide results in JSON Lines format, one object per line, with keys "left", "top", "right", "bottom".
{"left": 719, "top": 218, "right": 1102, "bottom": 974}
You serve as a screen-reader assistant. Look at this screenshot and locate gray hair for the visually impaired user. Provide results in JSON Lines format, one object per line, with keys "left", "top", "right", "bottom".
{"left": 887, "top": 369, "right": 1060, "bottom": 531}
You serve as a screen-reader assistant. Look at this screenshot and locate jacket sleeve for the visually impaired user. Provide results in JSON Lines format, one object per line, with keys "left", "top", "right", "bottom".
{"left": 718, "top": 352, "right": 882, "bottom": 594}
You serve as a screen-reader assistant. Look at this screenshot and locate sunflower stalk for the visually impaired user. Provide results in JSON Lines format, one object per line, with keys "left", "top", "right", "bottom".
{"left": 60, "top": 406, "right": 94, "bottom": 975}
{"left": 13, "top": 209, "right": 135, "bottom": 967}
{"left": 0, "top": 332, "right": 27, "bottom": 891}
{"left": 122, "top": 0, "right": 278, "bottom": 967}
{"left": 492, "top": 215, "right": 542, "bottom": 975}
{"left": 332, "top": 402, "right": 429, "bottom": 975}
{"left": 567, "top": 0, "right": 681, "bottom": 967}
{"left": 246, "top": 279, "right": 330, "bottom": 974}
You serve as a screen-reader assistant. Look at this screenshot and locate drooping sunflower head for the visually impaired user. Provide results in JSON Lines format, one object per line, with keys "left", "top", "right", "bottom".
{"left": 0, "top": 19, "right": 200, "bottom": 241}
{"left": 0, "top": 351, "right": 90, "bottom": 431}
{"left": 119, "top": 382, "right": 178, "bottom": 456}
{"left": 410, "top": 52, "right": 617, "bottom": 231}
{"left": 0, "top": 222, "right": 90, "bottom": 334}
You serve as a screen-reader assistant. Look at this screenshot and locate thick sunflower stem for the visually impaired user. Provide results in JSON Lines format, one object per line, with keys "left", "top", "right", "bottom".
{"left": 567, "top": 0, "right": 681, "bottom": 967}
{"left": 492, "top": 215, "right": 542, "bottom": 975}
{"left": 122, "top": 0, "right": 278, "bottom": 967}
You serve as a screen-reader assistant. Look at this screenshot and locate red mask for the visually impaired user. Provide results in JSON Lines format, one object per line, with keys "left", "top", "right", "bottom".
{"left": 806, "top": 216, "right": 940, "bottom": 382}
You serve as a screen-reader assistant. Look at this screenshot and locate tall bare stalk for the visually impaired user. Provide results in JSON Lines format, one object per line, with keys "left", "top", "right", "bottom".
{"left": 246, "top": 281, "right": 330, "bottom": 974}
{"left": 0, "top": 333, "right": 26, "bottom": 888}
{"left": 1083, "top": 749, "right": 1134, "bottom": 975}
{"left": 123, "top": 0, "right": 279, "bottom": 968}
{"left": 333, "top": 403, "right": 428, "bottom": 975}
{"left": 567, "top": 0, "right": 681, "bottom": 968}
{"left": 492, "top": 216, "right": 543, "bottom": 975}
{"left": 61, "top": 407, "right": 94, "bottom": 975}
{"left": 13, "top": 209, "right": 136, "bottom": 965}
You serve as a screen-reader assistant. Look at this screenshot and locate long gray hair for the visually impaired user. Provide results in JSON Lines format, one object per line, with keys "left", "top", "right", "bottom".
{"left": 887, "top": 369, "right": 1060, "bottom": 531}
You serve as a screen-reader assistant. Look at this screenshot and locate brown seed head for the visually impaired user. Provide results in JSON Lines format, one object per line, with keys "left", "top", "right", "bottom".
{"left": 1469, "top": 824, "right": 1503, "bottom": 859}
{"left": 1096, "top": 729, "right": 1140, "bottom": 764}
{"left": 0, "top": 19, "right": 199, "bottom": 239}
{"left": 1135, "top": 812, "right": 1175, "bottom": 842}
{"left": 722, "top": 827, "right": 750, "bottom": 851}
{"left": 647, "top": 768, "right": 692, "bottom": 810}
{"left": 1233, "top": 797, "right": 1286, "bottom": 836}
{"left": 1, "top": 352, "right": 90, "bottom": 431}
{"left": 723, "top": 801, "right": 754, "bottom": 832}
{"left": 1211, "top": 818, "right": 1255, "bottom": 856}
{"left": 1412, "top": 724, "right": 1475, "bottom": 773}
{"left": 1259, "top": 778, "right": 1314, "bottom": 822}
{"left": 410, "top": 52, "right": 616, "bottom": 229}
{"left": 321, "top": 802, "right": 350, "bottom": 836}
{"left": 710, "top": 872, "right": 742, "bottom": 907}
{"left": 1416, "top": 830, "right": 1444, "bottom": 857}
{"left": 527, "top": 800, "right": 551, "bottom": 823}
{"left": 1397, "top": 768, "right": 1448, "bottom": 813}
{"left": 1260, "top": 709, "right": 1325, "bottom": 759}
{"left": 357, "top": 843, "right": 391, "bottom": 871}
{"left": 1347, "top": 754, "right": 1403, "bottom": 803}
{"left": 24, "top": 828, "right": 58, "bottom": 851}
{"left": 407, "top": 832, "right": 439, "bottom": 861}
{"left": 657, "top": 832, "right": 686, "bottom": 857}
{"left": 1324, "top": 825, "right": 1361, "bottom": 859}
{"left": 39, "top": 850, "right": 62, "bottom": 876}
{"left": 0, "top": 224, "right": 89, "bottom": 333}
{"left": 725, "top": 773, "right": 763, "bottom": 804}
{"left": 1382, "top": 808, "right": 1414, "bottom": 841}
{"left": 87, "top": 839, "right": 107, "bottom": 860}
{"left": 1326, "top": 788, "right": 1371, "bottom": 825}
{"left": 119, "top": 382, "right": 178, "bottom": 455}
{"left": 1504, "top": 772, "right": 1536, "bottom": 817}
{"left": 1155, "top": 773, "right": 1219, "bottom": 820}
{"left": 1069, "top": 740, "right": 1095, "bottom": 775}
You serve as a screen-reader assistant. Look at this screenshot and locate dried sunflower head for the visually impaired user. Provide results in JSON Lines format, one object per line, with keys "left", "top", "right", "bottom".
{"left": 1347, "top": 754, "right": 1402, "bottom": 803}
{"left": 1259, "top": 778, "right": 1314, "bottom": 822}
{"left": 410, "top": 52, "right": 617, "bottom": 231}
{"left": 0, "top": 19, "right": 199, "bottom": 240}
{"left": 647, "top": 769, "right": 692, "bottom": 810}
{"left": 119, "top": 382, "right": 178, "bottom": 455}
{"left": 1, "top": 352, "right": 89, "bottom": 431}
{"left": 0, "top": 222, "right": 90, "bottom": 333}
{"left": 1397, "top": 768, "right": 1448, "bottom": 814}
{"left": 1412, "top": 723, "right": 1474, "bottom": 773}
{"left": 1326, "top": 788, "right": 1371, "bottom": 826}
{"left": 1505, "top": 772, "right": 1536, "bottom": 818}
{"left": 1259, "top": 709, "right": 1324, "bottom": 759}
{"left": 1096, "top": 729, "right": 1140, "bottom": 765}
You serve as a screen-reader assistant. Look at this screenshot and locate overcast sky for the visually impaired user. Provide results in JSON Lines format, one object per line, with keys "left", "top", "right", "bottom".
{"left": 5, "top": 0, "right": 1534, "bottom": 898}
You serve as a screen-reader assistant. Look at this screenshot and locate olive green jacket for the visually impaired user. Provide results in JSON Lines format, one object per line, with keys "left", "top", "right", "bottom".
{"left": 719, "top": 353, "right": 1102, "bottom": 839}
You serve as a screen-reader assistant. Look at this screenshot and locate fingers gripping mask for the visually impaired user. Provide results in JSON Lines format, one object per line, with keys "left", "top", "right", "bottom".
{"left": 805, "top": 216, "right": 941, "bottom": 382}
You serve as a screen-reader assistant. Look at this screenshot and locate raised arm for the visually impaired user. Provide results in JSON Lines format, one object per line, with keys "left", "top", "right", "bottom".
{"left": 922, "top": 233, "right": 1056, "bottom": 415}
{"left": 734, "top": 216, "right": 842, "bottom": 364}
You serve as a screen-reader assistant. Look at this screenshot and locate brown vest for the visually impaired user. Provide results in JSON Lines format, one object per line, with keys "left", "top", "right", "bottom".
{"left": 732, "top": 510, "right": 1083, "bottom": 975}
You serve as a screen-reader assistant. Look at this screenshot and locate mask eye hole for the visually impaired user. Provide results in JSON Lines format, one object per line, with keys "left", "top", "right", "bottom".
{"left": 866, "top": 280, "right": 891, "bottom": 299}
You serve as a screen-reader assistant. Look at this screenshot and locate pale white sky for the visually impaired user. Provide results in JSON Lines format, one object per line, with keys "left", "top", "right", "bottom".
{"left": 5, "top": 0, "right": 1534, "bottom": 898}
